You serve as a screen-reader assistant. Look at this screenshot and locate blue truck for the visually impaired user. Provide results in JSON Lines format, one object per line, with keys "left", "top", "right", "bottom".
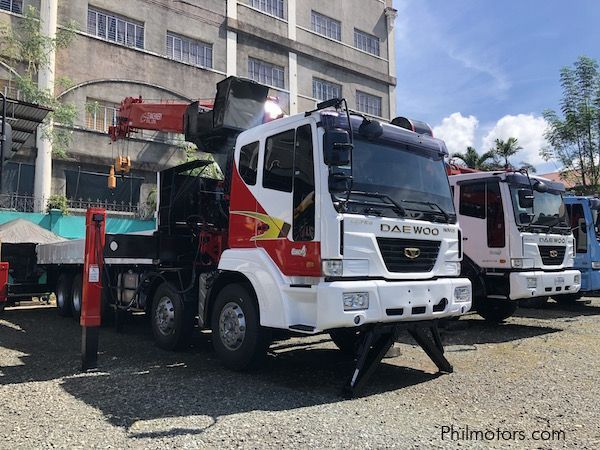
{"left": 563, "top": 195, "right": 600, "bottom": 300}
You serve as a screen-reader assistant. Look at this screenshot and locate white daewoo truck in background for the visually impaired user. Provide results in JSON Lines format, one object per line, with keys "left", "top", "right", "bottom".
{"left": 33, "top": 77, "right": 471, "bottom": 395}
{"left": 448, "top": 169, "right": 580, "bottom": 322}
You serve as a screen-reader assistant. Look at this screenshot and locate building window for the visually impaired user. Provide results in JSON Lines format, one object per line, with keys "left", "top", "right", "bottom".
{"left": 0, "top": 0, "right": 22, "bottom": 14}
{"left": 87, "top": 7, "right": 144, "bottom": 49}
{"left": 312, "top": 78, "right": 341, "bottom": 101}
{"left": 249, "top": 0, "right": 284, "bottom": 19}
{"left": 166, "top": 32, "right": 213, "bottom": 68}
{"left": 356, "top": 91, "right": 382, "bottom": 117}
{"left": 248, "top": 57, "right": 285, "bottom": 89}
{"left": 66, "top": 169, "right": 142, "bottom": 205}
{"left": 354, "top": 29, "right": 380, "bottom": 56}
{"left": 311, "top": 11, "right": 341, "bottom": 41}
{"left": 85, "top": 99, "right": 118, "bottom": 133}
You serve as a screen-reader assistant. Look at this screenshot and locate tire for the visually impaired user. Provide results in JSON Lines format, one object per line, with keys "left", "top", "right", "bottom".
{"left": 329, "top": 329, "right": 363, "bottom": 356}
{"left": 555, "top": 293, "right": 583, "bottom": 304}
{"left": 519, "top": 296, "right": 549, "bottom": 308}
{"left": 211, "top": 283, "right": 271, "bottom": 371}
{"left": 71, "top": 274, "right": 83, "bottom": 322}
{"left": 150, "top": 282, "right": 194, "bottom": 350}
{"left": 477, "top": 299, "right": 518, "bottom": 323}
{"left": 0, "top": 302, "right": 5, "bottom": 314}
{"left": 55, "top": 273, "right": 73, "bottom": 317}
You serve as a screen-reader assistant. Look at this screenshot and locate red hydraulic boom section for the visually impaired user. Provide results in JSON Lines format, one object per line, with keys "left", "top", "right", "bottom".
{"left": 108, "top": 96, "right": 214, "bottom": 141}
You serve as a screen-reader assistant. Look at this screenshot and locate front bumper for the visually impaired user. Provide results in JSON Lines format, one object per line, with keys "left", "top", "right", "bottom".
{"left": 306, "top": 277, "right": 471, "bottom": 332}
{"left": 509, "top": 270, "right": 581, "bottom": 300}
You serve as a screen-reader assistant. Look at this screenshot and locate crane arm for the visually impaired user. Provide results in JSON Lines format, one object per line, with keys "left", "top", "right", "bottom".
{"left": 108, "top": 96, "right": 213, "bottom": 141}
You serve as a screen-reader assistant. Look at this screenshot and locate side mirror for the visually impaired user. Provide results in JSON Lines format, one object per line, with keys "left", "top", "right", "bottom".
{"left": 519, "top": 212, "right": 531, "bottom": 224}
{"left": 0, "top": 120, "right": 12, "bottom": 164}
{"left": 518, "top": 189, "right": 534, "bottom": 209}
{"left": 323, "top": 128, "right": 352, "bottom": 166}
{"left": 328, "top": 170, "right": 352, "bottom": 193}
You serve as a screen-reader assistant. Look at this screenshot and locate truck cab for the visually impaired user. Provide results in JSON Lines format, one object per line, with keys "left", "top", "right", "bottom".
{"left": 449, "top": 171, "right": 580, "bottom": 321}
{"left": 564, "top": 195, "right": 600, "bottom": 299}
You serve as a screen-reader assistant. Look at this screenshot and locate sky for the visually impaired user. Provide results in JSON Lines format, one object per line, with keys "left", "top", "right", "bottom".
{"left": 392, "top": 0, "right": 600, "bottom": 173}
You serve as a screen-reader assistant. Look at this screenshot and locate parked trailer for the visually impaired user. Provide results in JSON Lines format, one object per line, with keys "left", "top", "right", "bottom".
{"left": 35, "top": 77, "right": 472, "bottom": 396}
{"left": 448, "top": 170, "right": 580, "bottom": 321}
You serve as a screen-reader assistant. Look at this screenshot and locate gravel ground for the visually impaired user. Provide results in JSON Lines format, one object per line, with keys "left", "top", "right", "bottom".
{"left": 1, "top": 299, "right": 600, "bottom": 449}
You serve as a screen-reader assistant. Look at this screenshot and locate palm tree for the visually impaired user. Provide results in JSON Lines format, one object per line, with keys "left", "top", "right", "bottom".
{"left": 451, "top": 146, "right": 496, "bottom": 170}
{"left": 493, "top": 137, "right": 523, "bottom": 168}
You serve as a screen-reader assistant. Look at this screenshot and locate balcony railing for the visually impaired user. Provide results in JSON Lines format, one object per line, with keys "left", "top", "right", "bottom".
{"left": 0, "top": 193, "right": 154, "bottom": 219}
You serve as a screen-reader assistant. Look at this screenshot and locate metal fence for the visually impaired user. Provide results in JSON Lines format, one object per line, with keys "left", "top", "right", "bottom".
{"left": 0, "top": 193, "right": 153, "bottom": 219}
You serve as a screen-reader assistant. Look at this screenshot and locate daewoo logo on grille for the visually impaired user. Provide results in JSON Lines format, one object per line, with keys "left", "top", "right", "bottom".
{"left": 549, "top": 250, "right": 559, "bottom": 258}
{"left": 380, "top": 224, "right": 440, "bottom": 236}
{"left": 404, "top": 248, "right": 421, "bottom": 259}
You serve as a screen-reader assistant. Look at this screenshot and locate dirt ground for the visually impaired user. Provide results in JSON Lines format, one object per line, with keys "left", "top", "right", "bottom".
{"left": 1, "top": 299, "right": 599, "bottom": 449}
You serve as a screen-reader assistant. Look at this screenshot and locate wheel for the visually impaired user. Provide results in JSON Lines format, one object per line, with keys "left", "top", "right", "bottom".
{"left": 519, "top": 296, "right": 549, "bottom": 308}
{"left": 151, "top": 282, "right": 194, "bottom": 350}
{"left": 71, "top": 274, "right": 83, "bottom": 321}
{"left": 555, "top": 293, "right": 583, "bottom": 304}
{"left": 55, "top": 273, "right": 73, "bottom": 317}
{"left": 477, "top": 299, "right": 518, "bottom": 323}
{"left": 0, "top": 302, "right": 5, "bottom": 314}
{"left": 329, "top": 329, "right": 363, "bottom": 356}
{"left": 211, "top": 283, "right": 271, "bottom": 371}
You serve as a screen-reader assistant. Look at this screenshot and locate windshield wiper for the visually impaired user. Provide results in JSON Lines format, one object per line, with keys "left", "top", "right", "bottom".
{"left": 546, "top": 217, "right": 568, "bottom": 234}
{"left": 346, "top": 191, "right": 406, "bottom": 217}
{"left": 399, "top": 199, "right": 451, "bottom": 222}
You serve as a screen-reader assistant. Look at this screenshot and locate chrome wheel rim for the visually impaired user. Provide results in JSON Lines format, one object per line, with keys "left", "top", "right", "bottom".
{"left": 155, "top": 296, "right": 175, "bottom": 335}
{"left": 219, "top": 302, "right": 246, "bottom": 351}
{"left": 72, "top": 286, "right": 81, "bottom": 313}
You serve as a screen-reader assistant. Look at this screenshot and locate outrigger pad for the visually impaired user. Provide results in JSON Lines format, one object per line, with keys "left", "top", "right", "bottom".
{"left": 342, "top": 321, "right": 453, "bottom": 398}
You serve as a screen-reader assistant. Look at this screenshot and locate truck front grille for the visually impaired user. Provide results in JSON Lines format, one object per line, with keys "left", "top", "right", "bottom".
{"left": 376, "top": 238, "right": 440, "bottom": 273}
{"left": 539, "top": 245, "right": 566, "bottom": 265}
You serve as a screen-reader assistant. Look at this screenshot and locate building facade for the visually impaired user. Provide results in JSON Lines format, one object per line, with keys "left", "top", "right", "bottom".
{"left": 0, "top": 0, "right": 397, "bottom": 214}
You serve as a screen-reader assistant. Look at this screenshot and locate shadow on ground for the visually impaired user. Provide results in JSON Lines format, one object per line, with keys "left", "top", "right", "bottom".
{"left": 1, "top": 306, "right": 441, "bottom": 438}
{"left": 515, "top": 299, "right": 600, "bottom": 320}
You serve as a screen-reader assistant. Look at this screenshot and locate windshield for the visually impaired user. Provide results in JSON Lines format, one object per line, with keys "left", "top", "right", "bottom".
{"left": 510, "top": 185, "right": 569, "bottom": 232}
{"left": 335, "top": 137, "right": 455, "bottom": 222}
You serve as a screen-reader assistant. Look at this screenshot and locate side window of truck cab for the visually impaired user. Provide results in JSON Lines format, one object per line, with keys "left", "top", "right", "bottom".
{"left": 566, "top": 203, "right": 587, "bottom": 253}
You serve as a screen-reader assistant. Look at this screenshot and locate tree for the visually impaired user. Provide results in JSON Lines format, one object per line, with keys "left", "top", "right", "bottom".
{"left": 451, "top": 146, "right": 496, "bottom": 170}
{"left": 492, "top": 137, "right": 522, "bottom": 168}
{"left": 542, "top": 56, "right": 600, "bottom": 192}
{"left": 0, "top": 6, "right": 78, "bottom": 157}
{"left": 519, "top": 161, "right": 537, "bottom": 173}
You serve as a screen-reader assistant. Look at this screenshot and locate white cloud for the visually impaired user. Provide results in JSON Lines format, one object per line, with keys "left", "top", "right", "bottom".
{"left": 481, "top": 114, "right": 549, "bottom": 166}
{"left": 432, "top": 112, "right": 479, "bottom": 154}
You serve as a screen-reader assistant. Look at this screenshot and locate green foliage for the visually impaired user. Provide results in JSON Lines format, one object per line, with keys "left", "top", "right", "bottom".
{"left": 492, "top": 137, "right": 522, "bottom": 168}
{"left": 146, "top": 187, "right": 157, "bottom": 211}
{"left": 543, "top": 56, "right": 600, "bottom": 191}
{"left": 0, "top": 6, "right": 79, "bottom": 157}
{"left": 173, "top": 135, "right": 224, "bottom": 180}
{"left": 451, "top": 146, "right": 497, "bottom": 170}
{"left": 46, "top": 194, "right": 69, "bottom": 215}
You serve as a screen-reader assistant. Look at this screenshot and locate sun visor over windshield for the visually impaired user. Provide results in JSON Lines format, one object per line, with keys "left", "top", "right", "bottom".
{"left": 320, "top": 111, "right": 448, "bottom": 158}
{"left": 505, "top": 173, "right": 566, "bottom": 193}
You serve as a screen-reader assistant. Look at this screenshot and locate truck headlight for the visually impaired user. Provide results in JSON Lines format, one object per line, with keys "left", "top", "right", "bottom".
{"left": 574, "top": 274, "right": 581, "bottom": 284}
{"left": 444, "top": 262, "right": 460, "bottom": 276}
{"left": 511, "top": 258, "right": 533, "bottom": 269}
{"left": 592, "top": 262, "right": 600, "bottom": 270}
{"left": 343, "top": 292, "right": 369, "bottom": 311}
{"left": 527, "top": 277, "right": 537, "bottom": 288}
{"left": 322, "top": 260, "right": 343, "bottom": 277}
{"left": 454, "top": 286, "right": 471, "bottom": 302}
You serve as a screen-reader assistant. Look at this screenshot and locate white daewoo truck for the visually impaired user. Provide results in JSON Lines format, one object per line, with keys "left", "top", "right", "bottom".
{"left": 448, "top": 169, "right": 580, "bottom": 321}
{"left": 35, "top": 77, "right": 472, "bottom": 395}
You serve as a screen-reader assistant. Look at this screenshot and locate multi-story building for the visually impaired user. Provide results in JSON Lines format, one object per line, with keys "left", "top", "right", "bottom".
{"left": 0, "top": 0, "right": 397, "bottom": 215}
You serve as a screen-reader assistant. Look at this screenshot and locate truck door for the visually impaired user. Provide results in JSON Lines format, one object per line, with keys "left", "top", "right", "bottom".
{"left": 458, "top": 180, "right": 507, "bottom": 268}
{"left": 566, "top": 203, "right": 587, "bottom": 255}
{"left": 258, "top": 124, "right": 320, "bottom": 276}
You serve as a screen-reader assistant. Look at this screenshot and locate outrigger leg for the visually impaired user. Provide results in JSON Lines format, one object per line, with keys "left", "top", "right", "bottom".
{"left": 342, "top": 320, "right": 453, "bottom": 398}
